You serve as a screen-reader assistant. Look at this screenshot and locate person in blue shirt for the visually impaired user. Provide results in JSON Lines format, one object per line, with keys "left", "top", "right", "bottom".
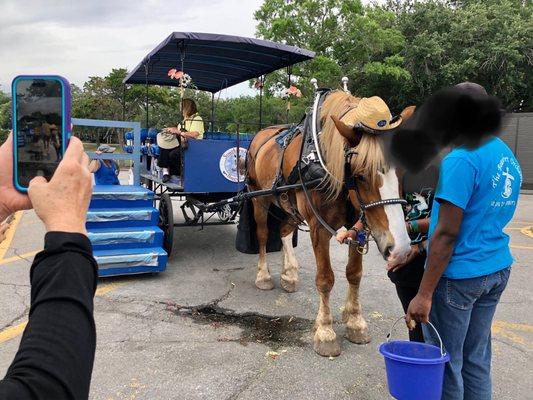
{"left": 406, "top": 82, "right": 522, "bottom": 400}
{"left": 89, "top": 144, "right": 120, "bottom": 185}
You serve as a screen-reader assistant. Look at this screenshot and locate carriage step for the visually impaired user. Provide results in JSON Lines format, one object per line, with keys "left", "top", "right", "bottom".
{"left": 86, "top": 207, "right": 159, "bottom": 229}
{"left": 87, "top": 226, "right": 163, "bottom": 250}
{"left": 90, "top": 185, "right": 154, "bottom": 208}
{"left": 94, "top": 247, "right": 168, "bottom": 277}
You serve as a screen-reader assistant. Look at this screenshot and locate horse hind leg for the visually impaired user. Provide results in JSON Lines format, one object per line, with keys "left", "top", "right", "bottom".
{"left": 343, "top": 246, "right": 370, "bottom": 344}
{"left": 252, "top": 197, "right": 274, "bottom": 290}
{"left": 280, "top": 221, "right": 299, "bottom": 293}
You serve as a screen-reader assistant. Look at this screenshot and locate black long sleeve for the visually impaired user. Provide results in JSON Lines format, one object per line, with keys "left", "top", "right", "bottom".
{"left": 0, "top": 232, "right": 98, "bottom": 400}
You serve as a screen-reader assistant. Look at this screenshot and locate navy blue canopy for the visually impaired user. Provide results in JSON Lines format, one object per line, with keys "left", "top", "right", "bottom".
{"left": 123, "top": 32, "right": 315, "bottom": 93}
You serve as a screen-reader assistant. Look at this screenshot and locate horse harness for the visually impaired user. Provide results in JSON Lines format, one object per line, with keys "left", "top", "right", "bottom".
{"left": 250, "top": 89, "right": 407, "bottom": 250}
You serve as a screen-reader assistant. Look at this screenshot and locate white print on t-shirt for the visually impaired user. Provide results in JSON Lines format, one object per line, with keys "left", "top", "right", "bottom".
{"left": 501, "top": 167, "right": 515, "bottom": 198}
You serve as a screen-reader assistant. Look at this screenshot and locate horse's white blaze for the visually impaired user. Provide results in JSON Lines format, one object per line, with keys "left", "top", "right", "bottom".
{"left": 378, "top": 168, "right": 411, "bottom": 262}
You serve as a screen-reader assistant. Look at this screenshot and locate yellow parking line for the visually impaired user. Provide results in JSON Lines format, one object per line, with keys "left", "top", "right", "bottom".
{"left": 492, "top": 320, "right": 533, "bottom": 349}
{"left": 0, "top": 212, "right": 23, "bottom": 260}
{"left": 510, "top": 244, "right": 533, "bottom": 250}
{"left": 0, "top": 282, "right": 124, "bottom": 344}
{"left": 520, "top": 226, "right": 533, "bottom": 238}
{"left": 0, "top": 321, "right": 28, "bottom": 344}
{"left": 0, "top": 250, "right": 40, "bottom": 266}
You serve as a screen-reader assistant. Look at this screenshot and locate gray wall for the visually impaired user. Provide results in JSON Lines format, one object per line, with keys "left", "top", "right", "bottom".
{"left": 500, "top": 113, "right": 533, "bottom": 190}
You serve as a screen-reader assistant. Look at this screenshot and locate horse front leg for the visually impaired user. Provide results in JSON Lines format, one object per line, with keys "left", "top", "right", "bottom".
{"left": 343, "top": 245, "right": 370, "bottom": 344}
{"left": 252, "top": 197, "right": 274, "bottom": 290}
{"left": 280, "top": 221, "right": 299, "bottom": 293}
{"left": 310, "top": 222, "right": 341, "bottom": 357}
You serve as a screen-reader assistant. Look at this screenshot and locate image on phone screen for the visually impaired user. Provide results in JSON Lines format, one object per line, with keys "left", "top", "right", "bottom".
{"left": 14, "top": 78, "right": 63, "bottom": 188}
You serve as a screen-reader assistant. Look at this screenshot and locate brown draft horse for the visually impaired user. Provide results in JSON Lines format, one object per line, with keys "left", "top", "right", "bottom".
{"left": 246, "top": 90, "right": 414, "bottom": 357}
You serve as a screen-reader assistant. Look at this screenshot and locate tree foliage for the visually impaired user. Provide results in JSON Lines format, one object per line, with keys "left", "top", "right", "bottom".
{"left": 255, "top": 0, "right": 532, "bottom": 112}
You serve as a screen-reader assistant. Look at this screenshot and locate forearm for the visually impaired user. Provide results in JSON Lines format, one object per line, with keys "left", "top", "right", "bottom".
{"left": 182, "top": 131, "right": 199, "bottom": 139}
{"left": 0, "top": 232, "right": 98, "bottom": 399}
{"left": 417, "top": 231, "right": 456, "bottom": 298}
{"left": 408, "top": 217, "right": 430, "bottom": 235}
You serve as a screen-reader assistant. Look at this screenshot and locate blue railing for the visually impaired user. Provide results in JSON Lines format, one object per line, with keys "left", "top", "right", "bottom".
{"left": 72, "top": 118, "right": 141, "bottom": 186}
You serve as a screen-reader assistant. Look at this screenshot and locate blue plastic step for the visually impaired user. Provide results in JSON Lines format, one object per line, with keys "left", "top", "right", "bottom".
{"left": 95, "top": 247, "right": 168, "bottom": 277}
{"left": 86, "top": 207, "right": 159, "bottom": 229}
{"left": 87, "top": 226, "right": 163, "bottom": 250}
{"left": 90, "top": 185, "right": 154, "bottom": 209}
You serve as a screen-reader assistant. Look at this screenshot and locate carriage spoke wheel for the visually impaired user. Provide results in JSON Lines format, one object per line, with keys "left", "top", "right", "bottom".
{"left": 158, "top": 193, "right": 174, "bottom": 254}
{"left": 217, "top": 204, "right": 233, "bottom": 222}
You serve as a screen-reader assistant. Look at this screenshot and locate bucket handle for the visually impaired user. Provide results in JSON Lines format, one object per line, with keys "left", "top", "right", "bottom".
{"left": 387, "top": 316, "right": 447, "bottom": 358}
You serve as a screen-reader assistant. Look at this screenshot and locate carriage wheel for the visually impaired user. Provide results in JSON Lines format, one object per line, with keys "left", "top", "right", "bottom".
{"left": 158, "top": 193, "right": 174, "bottom": 254}
{"left": 217, "top": 204, "right": 233, "bottom": 222}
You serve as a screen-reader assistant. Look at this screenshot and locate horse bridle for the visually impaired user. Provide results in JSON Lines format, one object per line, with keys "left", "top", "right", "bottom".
{"left": 344, "top": 150, "right": 407, "bottom": 253}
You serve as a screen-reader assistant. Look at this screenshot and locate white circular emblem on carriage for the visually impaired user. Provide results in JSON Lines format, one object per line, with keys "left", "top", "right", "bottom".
{"left": 219, "top": 147, "right": 248, "bottom": 183}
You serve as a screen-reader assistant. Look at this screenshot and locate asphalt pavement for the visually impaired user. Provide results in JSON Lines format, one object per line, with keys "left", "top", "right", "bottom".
{"left": 0, "top": 195, "right": 532, "bottom": 400}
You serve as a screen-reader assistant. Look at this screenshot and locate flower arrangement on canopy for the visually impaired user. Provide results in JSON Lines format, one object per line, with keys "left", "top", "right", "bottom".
{"left": 168, "top": 69, "right": 192, "bottom": 88}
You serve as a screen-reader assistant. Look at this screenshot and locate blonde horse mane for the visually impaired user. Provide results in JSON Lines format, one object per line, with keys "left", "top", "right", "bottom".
{"left": 319, "top": 90, "right": 389, "bottom": 200}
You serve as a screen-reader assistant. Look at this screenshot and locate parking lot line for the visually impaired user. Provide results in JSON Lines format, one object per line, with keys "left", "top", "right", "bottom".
{"left": 510, "top": 244, "right": 533, "bottom": 250}
{"left": 0, "top": 282, "right": 124, "bottom": 345}
{"left": 0, "top": 322, "right": 28, "bottom": 344}
{"left": 0, "top": 212, "right": 23, "bottom": 260}
{"left": 492, "top": 320, "right": 533, "bottom": 349}
{"left": 0, "top": 250, "right": 41, "bottom": 266}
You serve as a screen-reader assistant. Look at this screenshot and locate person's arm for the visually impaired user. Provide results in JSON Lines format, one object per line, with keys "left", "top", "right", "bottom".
{"left": 88, "top": 159, "right": 100, "bottom": 173}
{"left": 0, "top": 137, "right": 96, "bottom": 399}
{"left": 407, "top": 217, "right": 430, "bottom": 235}
{"left": 406, "top": 202, "right": 463, "bottom": 324}
{"left": 0, "top": 233, "right": 97, "bottom": 400}
{"left": 0, "top": 133, "right": 32, "bottom": 221}
{"left": 406, "top": 155, "right": 476, "bottom": 325}
{"left": 181, "top": 130, "right": 199, "bottom": 139}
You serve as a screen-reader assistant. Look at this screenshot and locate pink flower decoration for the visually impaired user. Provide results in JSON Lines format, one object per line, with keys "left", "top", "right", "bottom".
{"left": 168, "top": 69, "right": 185, "bottom": 80}
{"left": 287, "top": 85, "right": 302, "bottom": 98}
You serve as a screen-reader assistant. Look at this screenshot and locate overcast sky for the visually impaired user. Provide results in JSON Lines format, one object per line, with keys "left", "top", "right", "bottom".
{"left": 0, "top": 0, "right": 264, "bottom": 97}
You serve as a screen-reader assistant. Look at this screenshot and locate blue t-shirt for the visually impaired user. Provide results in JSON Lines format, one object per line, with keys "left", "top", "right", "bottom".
{"left": 94, "top": 161, "right": 120, "bottom": 185}
{"left": 428, "top": 137, "right": 522, "bottom": 279}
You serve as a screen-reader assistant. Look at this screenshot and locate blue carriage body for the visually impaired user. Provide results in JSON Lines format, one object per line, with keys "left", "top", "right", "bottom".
{"left": 182, "top": 137, "right": 252, "bottom": 193}
{"left": 77, "top": 32, "right": 314, "bottom": 277}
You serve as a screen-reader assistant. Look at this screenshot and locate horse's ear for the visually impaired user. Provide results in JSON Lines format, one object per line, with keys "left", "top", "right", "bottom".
{"left": 331, "top": 115, "right": 362, "bottom": 146}
{"left": 400, "top": 105, "right": 416, "bottom": 121}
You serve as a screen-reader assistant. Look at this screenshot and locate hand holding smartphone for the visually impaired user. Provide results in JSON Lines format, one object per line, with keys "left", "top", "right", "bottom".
{"left": 12, "top": 75, "right": 71, "bottom": 192}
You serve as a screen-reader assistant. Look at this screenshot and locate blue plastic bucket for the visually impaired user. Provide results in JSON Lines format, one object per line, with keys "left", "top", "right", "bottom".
{"left": 379, "top": 318, "right": 450, "bottom": 400}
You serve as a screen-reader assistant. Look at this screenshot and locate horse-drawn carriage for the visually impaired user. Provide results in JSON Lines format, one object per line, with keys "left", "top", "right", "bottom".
{"left": 83, "top": 32, "right": 414, "bottom": 357}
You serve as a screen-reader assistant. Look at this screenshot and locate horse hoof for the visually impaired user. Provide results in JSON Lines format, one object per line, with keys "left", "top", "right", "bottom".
{"left": 313, "top": 339, "right": 341, "bottom": 357}
{"left": 345, "top": 327, "right": 371, "bottom": 344}
{"left": 255, "top": 278, "right": 274, "bottom": 290}
{"left": 280, "top": 278, "right": 297, "bottom": 293}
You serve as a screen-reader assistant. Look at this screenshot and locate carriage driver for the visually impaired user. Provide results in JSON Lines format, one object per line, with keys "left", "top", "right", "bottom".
{"left": 158, "top": 98, "right": 205, "bottom": 183}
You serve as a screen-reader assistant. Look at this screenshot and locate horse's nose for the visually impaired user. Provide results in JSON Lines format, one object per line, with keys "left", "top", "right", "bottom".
{"left": 384, "top": 245, "right": 393, "bottom": 259}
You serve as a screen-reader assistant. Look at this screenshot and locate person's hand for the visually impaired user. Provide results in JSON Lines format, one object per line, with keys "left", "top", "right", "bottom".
{"left": 28, "top": 137, "right": 92, "bottom": 235}
{"left": 0, "top": 132, "right": 33, "bottom": 221}
{"left": 386, "top": 244, "right": 420, "bottom": 272}
{"left": 406, "top": 293, "right": 432, "bottom": 326}
{"left": 336, "top": 229, "right": 355, "bottom": 244}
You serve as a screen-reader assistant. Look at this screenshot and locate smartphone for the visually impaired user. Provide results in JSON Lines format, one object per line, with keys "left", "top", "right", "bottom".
{"left": 12, "top": 75, "right": 71, "bottom": 192}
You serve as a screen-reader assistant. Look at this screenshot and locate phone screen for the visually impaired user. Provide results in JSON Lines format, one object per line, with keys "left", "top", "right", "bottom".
{"left": 14, "top": 78, "right": 63, "bottom": 188}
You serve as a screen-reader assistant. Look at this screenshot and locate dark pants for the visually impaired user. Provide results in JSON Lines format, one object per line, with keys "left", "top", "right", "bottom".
{"left": 388, "top": 253, "right": 426, "bottom": 342}
{"left": 158, "top": 147, "right": 181, "bottom": 176}
{"left": 395, "top": 285, "right": 424, "bottom": 342}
